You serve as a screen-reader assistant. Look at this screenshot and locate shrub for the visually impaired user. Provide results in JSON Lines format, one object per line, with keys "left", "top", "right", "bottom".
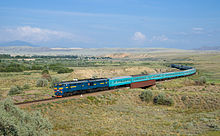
{"left": 8, "top": 85, "right": 23, "bottom": 95}
{"left": 15, "top": 85, "right": 23, "bottom": 91}
{"left": 141, "top": 70, "right": 148, "bottom": 75}
{"left": 23, "top": 83, "right": 30, "bottom": 90}
{"left": 57, "top": 67, "right": 73, "bottom": 74}
{"left": 36, "top": 78, "right": 48, "bottom": 87}
{"left": 0, "top": 98, "right": 52, "bottom": 136}
{"left": 139, "top": 90, "right": 153, "bottom": 103}
{"left": 42, "top": 69, "right": 49, "bottom": 75}
{"left": 92, "top": 74, "right": 98, "bottom": 79}
{"left": 50, "top": 77, "right": 61, "bottom": 88}
{"left": 199, "top": 76, "right": 206, "bottom": 84}
{"left": 0, "top": 63, "right": 25, "bottom": 72}
{"left": 153, "top": 93, "right": 174, "bottom": 106}
{"left": 31, "top": 64, "right": 43, "bottom": 70}
{"left": 211, "top": 82, "right": 215, "bottom": 85}
{"left": 42, "top": 73, "right": 52, "bottom": 81}
{"left": 156, "top": 84, "right": 163, "bottom": 89}
{"left": 23, "top": 72, "right": 31, "bottom": 75}
{"left": 195, "top": 76, "right": 207, "bottom": 85}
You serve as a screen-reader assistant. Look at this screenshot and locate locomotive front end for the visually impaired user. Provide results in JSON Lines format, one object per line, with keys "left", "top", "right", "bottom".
{"left": 54, "top": 83, "right": 66, "bottom": 97}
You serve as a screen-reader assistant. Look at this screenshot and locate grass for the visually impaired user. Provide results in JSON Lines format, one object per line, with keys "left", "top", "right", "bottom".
{"left": 24, "top": 88, "right": 220, "bottom": 136}
{"left": 201, "top": 131, "right": 220, "bottom": 136}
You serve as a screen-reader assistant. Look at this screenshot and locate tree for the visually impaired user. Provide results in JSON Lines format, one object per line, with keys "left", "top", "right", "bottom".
{"left": 41, "top": 69, "right": 52, "bottom": 81}
{"left": 0, "top": 98, "right": 52, "bottom": 136}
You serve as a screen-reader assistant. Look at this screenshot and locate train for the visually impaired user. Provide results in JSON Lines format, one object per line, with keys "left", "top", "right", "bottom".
{"left": 54, "top": 64, "right": 196, "bottom": 97}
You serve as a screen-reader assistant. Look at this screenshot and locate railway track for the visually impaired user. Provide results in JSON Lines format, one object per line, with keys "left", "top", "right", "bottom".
{"left": 14, "top": 97, "right": 55, "bottom": 106}
{"left": 15, "top": 87, "right": 129, "bottom": 107}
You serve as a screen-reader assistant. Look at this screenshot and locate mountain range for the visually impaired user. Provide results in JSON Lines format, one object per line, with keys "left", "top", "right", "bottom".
{"left": 0, "top": 40, "right": 36, "bottom": 47}
{"left": 194, "top": 46, "right": 220, "bottom": 51}
{"left": 1, "top": 40, "right": 220, "bottom": 51}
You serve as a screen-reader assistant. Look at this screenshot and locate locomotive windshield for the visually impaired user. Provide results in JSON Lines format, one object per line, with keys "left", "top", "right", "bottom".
{"left": 55, "top": 84, "right": 64, "bottom": 87}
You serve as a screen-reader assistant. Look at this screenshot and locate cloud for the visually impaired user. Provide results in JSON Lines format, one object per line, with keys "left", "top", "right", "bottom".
{"left": 192, "top": 27, "right": 204, "bottom": 34}
{"left": 152, "top": 35, "right": 168, "bottom": 41}
{"left": 192, "top": 27, "right": 204, "bottom": 31}
{"left": 0, "top": 26, "right": 90, "bottom": 43}
{"left": 132, "top": 32, "right": 146, "bottom": 41}
{"left": 132, "top": 32, "right": 169, "bottom": 43}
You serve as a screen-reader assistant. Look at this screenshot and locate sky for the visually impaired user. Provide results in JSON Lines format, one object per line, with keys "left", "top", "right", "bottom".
{"left": 0, "top": 0, "right": 220, "bottom": 49}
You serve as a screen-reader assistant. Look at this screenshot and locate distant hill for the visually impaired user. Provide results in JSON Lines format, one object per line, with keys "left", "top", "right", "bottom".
{"left": 194, "top": 46, "right": 220, "bottom": 50}
{"left": 0, "top": 40, "right": 37, "bottom": 47}
{"left": 0, "top": 46, "right": 189, "bottom": 56}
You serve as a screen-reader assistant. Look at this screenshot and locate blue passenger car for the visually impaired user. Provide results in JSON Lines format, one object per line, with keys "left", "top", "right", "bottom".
{"left": 109, "top": 76, "right": 132, "bottom": 87}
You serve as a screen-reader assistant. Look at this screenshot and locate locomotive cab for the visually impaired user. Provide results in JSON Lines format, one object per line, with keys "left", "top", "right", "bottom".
{"left": 54, "top": 83, "right": 67, "bottom": 97}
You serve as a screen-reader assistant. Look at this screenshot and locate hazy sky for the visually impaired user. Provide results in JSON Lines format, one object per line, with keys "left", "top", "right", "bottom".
{"left": 0, "top": 0, "right": 220, "bottom": 49}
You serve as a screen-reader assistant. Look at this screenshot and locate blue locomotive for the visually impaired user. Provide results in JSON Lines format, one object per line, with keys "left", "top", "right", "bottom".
{"left": 54, "top": 78, "right": 109, "bottom": 97}
{"left": 54, "top": 64, "right": 196, "bottom": 97}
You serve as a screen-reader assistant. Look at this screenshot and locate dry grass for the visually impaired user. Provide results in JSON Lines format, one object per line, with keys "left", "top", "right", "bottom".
{"left": 24, "top": 88, "right": 220, "bottom": 136}
{"left": 66, "top": 66, "right": 156, "bottom": 80}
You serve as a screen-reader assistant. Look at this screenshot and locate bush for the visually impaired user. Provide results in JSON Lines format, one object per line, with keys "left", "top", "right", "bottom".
{"left": 153, "top": 93, "right": 174, "bottom": 106}
{"left": 139, "top": 90, "right": 153, "bottom": 103}
{"left": 0, "top": 98, "right": 52, "bottom": 136}
{"left": 15, "top": 85, "right": 23, "bottom": 91}
{"left": 57, "top": 67, "right": 73, "bottom": 74}
{"left": 50, "top": 77, "right": 61, "bottom": 88}
{"left": 195, "top": 76, "right": 207, "bottom": 85}
{"left": 42, "top": 73, "right": 52, "bottom": 81}
{"left": 23, "top": 72, "right": 31, "bottom": 75}
{"left": 0, "top": 63, "right": 25, "bottom": 72}
{"left": 141, "top": 70, "right": 148, "bottom": 75}
{"left": 42, "top": 69, "right": 49, "bottom": 75}
{"left": 23, "top": 83, "right": 30, "bottom": 90}
{"left": 92, "top": 74, "right": 98, "bottom": 79}
{"left": 36, "top": 78, "right": 48, "bottom": 87}
{"left": 8, "top": 85, "right": 23, "bottom": 95}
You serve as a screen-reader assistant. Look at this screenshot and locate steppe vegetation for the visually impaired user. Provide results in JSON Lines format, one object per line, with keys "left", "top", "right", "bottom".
{"left": 0, "top": 98, "right": 52, "bottom": 136}
{"left": 0, "top": 49, "right": 220, "bottom": 135}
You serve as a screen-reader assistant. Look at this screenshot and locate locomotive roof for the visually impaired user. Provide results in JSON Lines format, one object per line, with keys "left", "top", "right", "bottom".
{"left": 58, "top": 78, "right": 108, "bottom": 84}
